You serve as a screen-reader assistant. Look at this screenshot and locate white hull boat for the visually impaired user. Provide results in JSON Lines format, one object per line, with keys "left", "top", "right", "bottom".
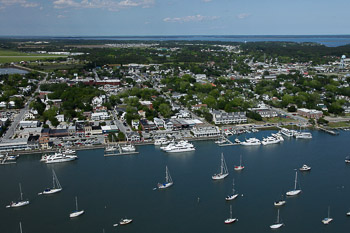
{"left": 261, "top": 136, "right": 280, "bottom": 145}
{"left": 224, "top": 205, "right": 238, "bottom": 224}
{"left": 38, "top": 169, "right": 62, "bottom": 195}
{"left": 322, "top": 207, "right": 333, "bottom": 224}
{"left": 226, "top": 178, "right": 239, "bottom": 201}
{"left": 241, "top": 138, "right": 261, "bottom": 146}
{"left": 121, "top": 144, "right": 136, "bottom": 152}
{"left": 119, "top": 218, "right": 133, "bottom": 225}
{"left": 270, "top": 209, "right": 284, "bottom": 229}
{"left": 286, "top": 171, "right": 301, "bottom": 196}
{"left": 234, "top": 155, "right": 244, "bottom": 171}
{"left": 299, "top": 164, "right": 311, "bottom": 171}
{"left": 6, "top": 183, "right": 29, "bottom": 208}
{"left": 212, "top": 153, "right": 229, "bottom": 180}
{"left": 70, "top": 196, "right": 84, "bottom": 218}
{"left": 158, "top": 166, "right": 173, "bottom": 189}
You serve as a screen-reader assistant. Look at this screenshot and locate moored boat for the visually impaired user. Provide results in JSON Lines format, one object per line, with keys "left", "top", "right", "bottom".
{"left": 224, "top": 205, "right": 238, "bottom": 224}
{"left": 286, "top": 171, "right": 302, "bottom": 196}
{"left": 299, "top": 164, "right": 311, "bottom": 171}
{"left": 70, "top": 196, "right": 84, "bottom": 218}
{"left": 6, "top": 183, "right": 29, "bottom": 208}
{"left": 119, "top": 218, "right": 133, "bottom": 225}
{"left": 38, "top": 169, "right": 62, "bottom": 195}
{"left": 322, "top": 206, "right": 333, "bottom": 224}
{"left": 158, "top": 166, "right": 173, "bottom": 189}
{"left": 241, "top": 137, "right": 261, "bottom": 146}
{"left": 212, "top": 153, "right": 229, "bottom": 180}
{"left": 270, "top": 209, "right": 284, "bottom": 229}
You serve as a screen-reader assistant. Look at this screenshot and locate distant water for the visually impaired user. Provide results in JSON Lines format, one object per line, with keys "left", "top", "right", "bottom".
{"left": 54, "top": 35, "right": 350, "bottom": 47}
{"left": 0, "top": 68, "right": 28, "bottom": 75}
{"left": 1, "top": 130, "right": 350, "bottom": 233}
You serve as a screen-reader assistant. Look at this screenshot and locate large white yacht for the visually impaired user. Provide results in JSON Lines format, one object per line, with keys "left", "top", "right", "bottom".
{"left": 280, "top": 128, "right": 297, "bottom": 137}
{"left": 121, "top": 144, "right": 136, "bottom": 152}
{"left": 261, "top": 136, "right": 280, "bottom": 145}
{"left": 41, "top": 152, "right": 78, "bottom": 164}
{"left": 241, "top": 138, "right": 261, "bottom": 146}
{"left": 164, "top": 140, "right": 195, "bottom": 153}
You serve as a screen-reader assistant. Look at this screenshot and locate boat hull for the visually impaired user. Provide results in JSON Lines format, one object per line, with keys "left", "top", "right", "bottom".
{"left": 234, "top": 166, "right": 244, "bottom": 171}
{"left": 270, "top": 223, "right": 284, "bottom": 229}
{"left": 120, "top": 219, "right": 133, "bottom": 225}
{"left": 6, "top": 201, "right": 30, "bottom": 208}
{"left": 212, "top": 173, "right": 229, "bottom": 180}
{"left": 41, "top": 188, "right": 62, "bottom": 195}
{"left": 224, "top": 218, "right": 238, "bottom": 224}
{"left": 225, "top": 194, "right": 239, "bottom": 201}
{"left": 286, "top": 189, "right": 301, "bottom": 196}
{"left": 274, "top": 201, "right": 286, "bottom": 206}
{"left": 158, "top": 182, "right": 173, "bottom": 189}
{"left": 322, "top": 218, "right": 333, "bottom": 224}
{"left": 70, "top": 210, "right": 84, "bottom": 218}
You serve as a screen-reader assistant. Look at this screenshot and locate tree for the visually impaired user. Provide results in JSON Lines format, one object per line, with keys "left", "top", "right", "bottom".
{"left": 246, "top": 111, "right": 262, "bottom": 121}
{"left": 117, "top": 132, "right": 126, "bottom": 141}
{"left": 287, "top": 105, "right": 297, "bottom": 112}
{"left": 159, "top": 103, "right": 172, "bottom": 118}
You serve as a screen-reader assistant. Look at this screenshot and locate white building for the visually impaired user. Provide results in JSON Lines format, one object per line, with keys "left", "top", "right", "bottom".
{"left": 191, "top": 124, "right": 221, "bottom": 137}
{"left": 91, "top": 112, "right": 110, "bottom": 121}
{"left": 212, "top": 110, "right": 247, "bottom": 125}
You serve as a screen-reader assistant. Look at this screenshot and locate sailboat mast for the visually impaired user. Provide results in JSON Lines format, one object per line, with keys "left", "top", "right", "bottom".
{"left": 220, "top": 153, "right": 224, "bottom": 174}
{"left": 328, "top": 206, "right": 330, "bottom": 218}
{"left": 19, "top": 183, "right": 23, "bottom": 201}
{"left": 165, "top": 166, "right": 169, "bottom": 183}
{"left": 232, "top": 178, "right": 235, "bottom": 194}
{"left": 52, "top": 170, "right": 55, "bottom": 189}
{"left": 277, "top": 209, "right": 280, "bottom": 223}
{"left": 75, "top": 196, "right": 78, "bottom": 211}
{"left": 294, "top": 171, "right": 298, "bottom": 190}
{"left": 19, "top": 222, "right": 22, "bottom": 233}
{"left": 240, "top": 155, "right": 242, "bottom": 167}
{"left": 230, "top": 205, "right": 232, "bottom": 218}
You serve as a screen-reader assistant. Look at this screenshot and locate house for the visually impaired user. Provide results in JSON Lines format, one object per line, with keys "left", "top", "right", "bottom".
{"left": 250, "top": 104, "right": 278, "bottom": 118}
{"left": 138, "top": 110, "right": 146, "bottom": 118}
{"left": 27, "top": 135, "right": 40, "bottom": 149}
{"left": 39, "top": 136, "right": 50, "bottom": 149}
{"left": 0, "top": 138, "right": 29, "bottom": 152}
{"left": 126, "top": 132, "right": 141, "bottom": 142}
{"left": 91, "top": 112, "right": 110, "bottom": 121}
{"left": 139, "top": 100, "right": 153, "bottom": 110}
{"left": 56, "top": 114, "right": 65, "bottom": 122}
{"left": 164, "top": 120, "right": 173, "bottom": 131}
{"left": 68, "top": 125, "right": 76, "bottom": 136}
{"left": 212, "top": 110, "right": 247, "bottom": 125}
{"left": 91, "top": 125, "right": 102, "bottom": 135}
{"left": 132, "top": 120, "right": 140, "bottom": 129}
{"left": 153, "top": 117, "right": 164, "bottom": 129}
{"left": 140, "top": 119, "right": 157, "bottom": 132}
{"left": 192, "top": 104, "right": 208, "bottom": 110}
{"left": 342, "top": 103, "right": 350, "bottom": 114}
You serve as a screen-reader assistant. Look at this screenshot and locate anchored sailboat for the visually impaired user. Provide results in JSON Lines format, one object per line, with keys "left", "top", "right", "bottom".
{"left": 6, "top": 183, "right": 29, "bottom": 208}
{"left": 212, "top": 153, "right": 229, "bottom": 180}
{"left": 224, "top": 205, "right": 238, "bottom": 224}
{"left": 158, "top": 166, "right": 173, "bottom": 189}
{"left": 270, "top": 209, "right": 284, "bottom": 229}
{"left": 38, "top": 169, "right": 62, "bottom": 195}
{"left": 234, "top": 155, "right": 244, "bottom": 171}
{"left": 274, "top": 194, "right": 286, "bottom": 206}
{"left": 70, "top": 196, "right": 84, "bottom": 218}
{"left": 225, "top": 178, "right": 239, "bottom": 201}
{"left": 322, "top": 206, "right": 333, "bottom": 224}
{"left": 286, "top": 170, "right": 301, "bottom": 196}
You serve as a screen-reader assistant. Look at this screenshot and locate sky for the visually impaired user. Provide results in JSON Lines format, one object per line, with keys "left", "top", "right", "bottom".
{"left": 0, "top": 0, "right": 350, "bottom": 36}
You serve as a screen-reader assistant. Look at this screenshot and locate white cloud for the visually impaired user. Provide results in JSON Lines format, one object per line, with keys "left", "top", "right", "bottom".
{"left": 163, "top": 14, "right": 219, "bottom": 23}
{"left": 0, "top": 0, "right": 39, "bottom": 8}
{"left": 202, "top": 0, "right": 212, "bottom": 2}
{"left": 53, "top": 0, "right": 155, "bottom": 11}
{"left": 237, "top": 13, "right": 250, "bottom": 19}
{"left": 57, "top": 14, "right": 67, "bottom": 18}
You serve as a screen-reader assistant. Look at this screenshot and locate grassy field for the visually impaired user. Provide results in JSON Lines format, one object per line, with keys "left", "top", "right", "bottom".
{"left": 328, "top": 121, "right": 350, "bottom": 128}
{"left": 0, "top": 49, "right": 67, "bottom": 64}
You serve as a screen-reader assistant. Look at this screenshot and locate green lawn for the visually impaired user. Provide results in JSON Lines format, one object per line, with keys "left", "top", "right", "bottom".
{"left": 328, "top": 121, "right": 350, "bottom": 128}
{"left": 0, "top": 49, "right": 67, "bottom": 64}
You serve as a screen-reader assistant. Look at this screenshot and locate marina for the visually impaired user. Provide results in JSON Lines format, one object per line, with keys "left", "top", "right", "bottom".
{"left": 1, "top": 130, "right": 350, "bottom": 233}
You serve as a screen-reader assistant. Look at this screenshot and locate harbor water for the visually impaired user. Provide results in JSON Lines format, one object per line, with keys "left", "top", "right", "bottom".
{"left": 1, "top": 130, "right": 350, "bottom": 233}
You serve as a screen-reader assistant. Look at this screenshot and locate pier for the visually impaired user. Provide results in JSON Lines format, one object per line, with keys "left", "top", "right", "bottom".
{"left": 218, "top": 137, "right": 240, "bottom": 147}
{"left": 318, "top": 126, "right": 339, "bottom": 135}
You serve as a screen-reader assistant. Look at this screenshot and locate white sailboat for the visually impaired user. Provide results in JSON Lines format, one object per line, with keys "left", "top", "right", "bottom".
{"left": 6, "top": 183, "right": 30, "bottom": 208}
{"left": 119, "top": 218, "right": 133, "bottom": 225}
{"left": 322, "top": 206, "right": 333, "bottom": 224}
{"left": 70, "top": 196, "right": 84, "bottom": 218}
{"left": 19, "top": 222, "right": 23, "bottom": 233}
{"left": 225, "top": 178, "right": 239, "bottom": 201}
{"left": 212, "top": 153, "right": 229, "bottom": 180}
{"left": 286, "top": 171, "right": 301, "bottom": 196}
{"left": 158, "top": 166, "right": 173, "bottom": 189}
{"left": 224, "top": 205, "right": 238, "bottom": 224}
{"left": 38, "top": 169, "right": 62, "bottom": 195}
{"left": 234, "top": 155, "right": 244, "bottom": 171}
{"left": 270, "top": 209, "right": 284, "bottom": 229}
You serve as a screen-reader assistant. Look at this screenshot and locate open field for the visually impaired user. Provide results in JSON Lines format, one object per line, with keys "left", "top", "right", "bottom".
{"left": 0, "top": 49, "right": 67, "bottom": 63}
{"left": 328, "top": 121, "right": 350, "bottom": 128}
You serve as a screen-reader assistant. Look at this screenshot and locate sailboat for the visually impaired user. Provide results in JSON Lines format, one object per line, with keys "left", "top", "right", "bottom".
{"left": 6, "top": 183, "right": 30, "bottom": 208}
{"left": 286, "top": 171, "right": 301, "bottom": 196}
{"left": 345, "top": 156, "right": 350, "bottom": 163}
{"left": 224, "top": 205, "right": 238, "bottom": 224}
{"left": 270, "top": 209, "right": 284, "bottom": 229}
{"left": 19, "top": 222, "right": 23, "bottom": 233}
{"left": 225, "top": 178, "right": 239, "bottom": 201}
{"left": 274, "top": 194, "right": 286, "bottom": 206}
{"left": 234, "top": 155, "right": 244, "bottom": 171}
{"left": 157, "top": 166, "right": 173, "bottom": 189}
{"left": 322, "top": 206, "right": 333, "bottom": 224}
{"left": 70, "top": 196, "right": 84, "bottom": 218}
{"left": 212, "top": 153, "right": 229, "bottom": 180}
{"left": 38, "top": 169, "right": 62, "bottom": 195}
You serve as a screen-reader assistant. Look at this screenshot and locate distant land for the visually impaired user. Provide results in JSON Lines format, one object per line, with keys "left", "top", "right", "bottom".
{"left": 1, "top": 35, "right": 350, "bottom": 47}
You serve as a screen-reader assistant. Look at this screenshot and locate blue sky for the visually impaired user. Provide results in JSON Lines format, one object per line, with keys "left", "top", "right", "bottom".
{"left": 0, "top": 0, "right": 349, "bottom": 36}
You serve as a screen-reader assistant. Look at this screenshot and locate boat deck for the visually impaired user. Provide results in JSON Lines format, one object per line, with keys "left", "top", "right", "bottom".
{"left": 104, "top": 144, "right": 139, "bottom": 157}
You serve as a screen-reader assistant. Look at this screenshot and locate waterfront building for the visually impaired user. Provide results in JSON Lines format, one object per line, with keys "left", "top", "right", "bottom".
{"left": 191, "top": 124, "right": 221, "bottom": 137}
{"left": 19, "top": 121, "right": 40, "bottom": 128}
{"left": 297, "top": 108, "right": 323, "bottom": 119}
{"left": 0, "top": 138, "right": 29, "bottom": 152}
{"left": 126, "top": 132, "right": 141, "bottom": 142}
{"left": 212, "top": 110, "right": 247, "bottom": 125}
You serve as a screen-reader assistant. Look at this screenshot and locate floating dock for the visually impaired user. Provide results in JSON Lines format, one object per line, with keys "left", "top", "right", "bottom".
{"left": 318, "top": 127, "right": 339, "bottom": 135}
{"left": 218, "top": 137, "right": 240, "bottom": 147}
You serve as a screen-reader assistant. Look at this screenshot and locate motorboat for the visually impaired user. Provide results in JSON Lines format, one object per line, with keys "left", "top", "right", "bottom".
{"left": 224, "top": 130, "right": 233, "bottom": 136}
{"left": 212, "top": 153, "right": 229, "bottom": 180}
{"left": 41, "top": 152, "right": 78, "bottom": 164}
{"left": 280, "top": 128, "right": 296, "bottom": 137}
{"left": 272, "top": 133, "right": 284, "bottom": 142}
{"left": 119, "top": 218, "right": 133, "bottom": 225}
{"left": 63, "top": 149, "right": 76, "bottom": 155}
{"left": 261, "top": 136, "right": 280, "bottom": 145}
{"left": 105, "top": 145, "right": 117, "bottom": 153}
{"left": 295, "top": 132, "right": 312, "bottom": 139}
{"left": 158, "top": 166, "right": 173, "bottom": 189}
{"left": 234, "top": 138, "right": 241, "bottom": 144}
{"left": 163, "top": 140, "right": 195, "bottom": 153}
{"left": 215, "top": 137, "right": 226, "bottom": 144}
{"left": 240, "top": 137, "right": 261, "bottom": 146}
{"left": 6, "top": 154, "right": 19, "bottom": 161}
{"left": 224, "top": 205, "right": 238, "bottom": 224}
{"left": 299, "top": 164, "right": 311, "bottom": 171}
{"left": 121, "top": 144, "right": 136, "bottom": 152}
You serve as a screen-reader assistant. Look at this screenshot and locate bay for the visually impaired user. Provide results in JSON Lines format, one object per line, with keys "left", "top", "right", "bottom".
{"left": 0, "top": 68, "right": 28, "bottom": 75}
{"left": 1, "top": 130, "right": 350, "bottom": 233}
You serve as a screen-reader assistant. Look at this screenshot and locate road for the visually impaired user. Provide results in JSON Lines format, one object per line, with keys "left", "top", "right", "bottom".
{"left": 269, "top": 106, "right": 308, "bottom": 123}
{"left": 111, "top": 110, "right": 129, "bottom": 134}
{"left": 1, "top": 72, "right": 48, "bottom": 141}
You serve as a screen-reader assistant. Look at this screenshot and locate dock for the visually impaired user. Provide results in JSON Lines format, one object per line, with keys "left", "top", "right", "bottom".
{"left": 218, "top": 137, "right": 240, "bottom": 147}
{"left": 318, "top": 127, "right": 339, "bottom": 135}
{"left": 104, "top": 144, "right": 139, "bottom": 157}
